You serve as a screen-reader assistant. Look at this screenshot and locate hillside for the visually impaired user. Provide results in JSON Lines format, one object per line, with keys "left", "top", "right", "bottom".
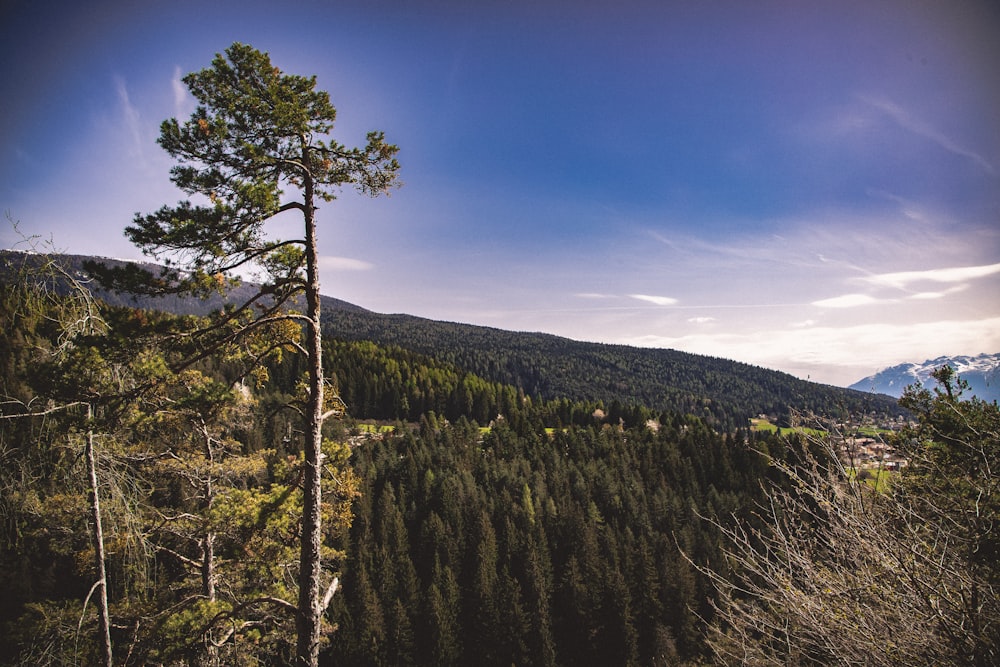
{"left": 321, "top": 309, "right": 903, "bottom": 427}
{"left": 0, "top": 263, "right": 782, "bottom": 665}
{"left": 2, "top": 250, "right": 903, "bottom": 427}
{"left": 2, "top": 251, "right": 967, "bottom": 667}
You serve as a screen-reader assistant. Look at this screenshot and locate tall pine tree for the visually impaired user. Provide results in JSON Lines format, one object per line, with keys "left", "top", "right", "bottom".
{"left": 91, "top": 42, "right": 399, "bottom": 665}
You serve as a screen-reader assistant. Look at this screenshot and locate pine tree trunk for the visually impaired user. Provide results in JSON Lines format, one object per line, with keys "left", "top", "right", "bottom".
{"left": 86, "top": 403, "right": 113, "bottom": 667}
{"left": 296, "top": 152, "right": 324, "bottom": 667}
{"left": 201, "top": 424, "right": 216, "bottom": 602}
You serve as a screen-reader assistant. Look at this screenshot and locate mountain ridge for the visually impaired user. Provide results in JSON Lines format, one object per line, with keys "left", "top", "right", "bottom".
{"left": 2, "top": 250, "right": 904, "bottom": 426}
{"left": 850, "top": 353, "right": 1000, "bottom": 402}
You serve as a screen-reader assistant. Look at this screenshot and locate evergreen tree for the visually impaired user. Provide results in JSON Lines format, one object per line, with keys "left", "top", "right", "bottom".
{"left": 0, "top": 249, "right": 116, "bottom": 665}
{"left": 90, "top": 42, "right": 399, "bottom": 666}
{"left": 422, "top": 558, "right": 462, "bottom": 666}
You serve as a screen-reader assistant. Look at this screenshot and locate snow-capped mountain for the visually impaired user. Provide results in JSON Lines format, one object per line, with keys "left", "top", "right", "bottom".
{"left": 849, "top": 353, "right": 1000, "bottom": 402}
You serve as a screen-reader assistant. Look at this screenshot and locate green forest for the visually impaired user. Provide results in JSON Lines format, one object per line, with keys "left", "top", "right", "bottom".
{"left": 3, "top": 251, "right": 998, "bottom": 666}
{"left": 2, "top": 42, "right": 996, "bottom": 666}
{"left": 0, "top": 257, "right": 772, "bottom": 664}
{"left": 1, "top": 250, "right": 904, "bottom": 433}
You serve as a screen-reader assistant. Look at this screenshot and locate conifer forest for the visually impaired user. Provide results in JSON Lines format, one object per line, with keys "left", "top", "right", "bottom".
{"left": 1, "top": 43, "right": 997, "bottom": 667}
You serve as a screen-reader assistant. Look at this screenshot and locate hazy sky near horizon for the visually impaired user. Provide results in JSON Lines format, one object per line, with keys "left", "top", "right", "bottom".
{"left": 2, "top": 0, "right": 998, "bottom": 386}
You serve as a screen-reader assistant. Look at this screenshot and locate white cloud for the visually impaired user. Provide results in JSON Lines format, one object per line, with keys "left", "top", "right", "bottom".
{"left": 907, "top": 285, "right": 970, "bottom": 301}
{"left": 812, "top": 293, "right": 884, "bottom": 309}
{"left": 628, "top": 294, "right": 678, "bottom": 306}
{"left": 860, "top": 262, "right": 1000, "bottom": 290}
{"left": 575, "top": 292, "right": 616, "bottom": 299}
{"left": 620, "top": 317, "right": 1000, "bottom": 386}
{"left": 319, "top": 256, "right": 374, "bottom": 271}
{"left": 688, "top": 316, "right": 716, "bottom": 324}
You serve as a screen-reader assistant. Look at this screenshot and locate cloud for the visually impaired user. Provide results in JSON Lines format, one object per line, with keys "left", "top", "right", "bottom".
{"left": 171, "top": 66, "right": 190, "bottom": 119}
{"left": 812, "top": 293, "right": 884, "bottom": 309}
{"left": 620, "top": 317, "right": 1000, "bottom": 386}
{"left": 628, "top": 294, "right": 678, "bottom": 306}
{"left": 907, "top": 285, "right": 970, "bottom": 301}
{"left": 811, "top": 263, "right": 998, "bottom": 311}
{"left": 908, "top": 291, "right": 946, "bottom": 301}
{"left": 861, "top": 95, "right": 995, "bottom": 174}
{"left": 859, "top": 262, "right": 1000, "bottom": 290}
{"left": 114, "top": 76, "right": 143, "bottom": 156}
{"left": 319, "top": 256, "right": 374, "bottom": 271}
{"left": 575, "top": 292, "right": 616, "bottom": 299}
{"left": 688, "top": 316, "right": 716, "bottom": 324}
{"left": 866, "top": 190, "right": 931, "bottom": 224}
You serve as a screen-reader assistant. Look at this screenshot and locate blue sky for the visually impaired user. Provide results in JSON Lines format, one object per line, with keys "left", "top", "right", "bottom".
{"left": 3, "top": 0, "right": 998, "bottom": 386}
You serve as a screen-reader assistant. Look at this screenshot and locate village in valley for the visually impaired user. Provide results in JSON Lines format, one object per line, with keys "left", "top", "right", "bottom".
{"left": 836, "top": 431, "right": 909, "bottom": 473}
{"left": 752, "top": 414, "right": 911, "bottom": 474}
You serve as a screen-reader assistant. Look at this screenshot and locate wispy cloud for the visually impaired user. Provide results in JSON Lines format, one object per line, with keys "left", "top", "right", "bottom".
{"left": 861, "top": 95, "right": 995, "bottom": 174}
{"left": 114, "top": 76, "right": 143, "bottom": 156}
{"left": 629, "top": 294, "right": 678, "bottom": 306}
{"left": 907, "top": 285, "right": 970, "bottom": 301}
{"left": 866, "top": 190, "right": 931, "bottom": 223}
{"left": 171, "top": 66, "right": 190, "bottom": 119}
{"left": 319, "top": 256, "right": 374, "bottom": 271}
{"left": 688, "top": 316, "right": 715, "bottom": 324}
{"left": 812, "top": 293, "right": 885, "bottom": 309}
{"left": 859, "top": 262, "right": 1000, "bottom": 290}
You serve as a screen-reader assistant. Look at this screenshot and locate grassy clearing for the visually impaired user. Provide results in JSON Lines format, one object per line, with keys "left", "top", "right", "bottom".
{"left": 750, "top": 418, "right": 826, "bottom": 438}
{"left": 856, "top": 425, "right": 895, "bottom": 438}
{"left": 354, "top": 422, "right": 397, "bottom": 435}
{"left": 846, "top": 466, "right": 895, "bottom": 493}
{"left": 750, "top": 418, "right": 779, "bottom": 432}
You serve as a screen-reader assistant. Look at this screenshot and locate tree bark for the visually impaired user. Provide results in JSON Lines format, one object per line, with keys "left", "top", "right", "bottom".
{"left": 201, "top": 423, "right": 216, "bottom": 602}
{"left": 86, "top": 403, "right": 113, "bottom": 667}
{"left": 296, "top": 144, "right": 325, "bottom": 667}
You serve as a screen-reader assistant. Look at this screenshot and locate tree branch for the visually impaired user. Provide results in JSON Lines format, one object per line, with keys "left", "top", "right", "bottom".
{"left": 319, "top": 576, "right": 339, "bottom": 613}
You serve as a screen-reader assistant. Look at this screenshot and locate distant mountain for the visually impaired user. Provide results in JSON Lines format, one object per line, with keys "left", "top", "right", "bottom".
{"left": 2, "top": 250, "right": 904, "bottom": 427}
{"left": 849, "top": 354, "right": 1000, "bottom": 402}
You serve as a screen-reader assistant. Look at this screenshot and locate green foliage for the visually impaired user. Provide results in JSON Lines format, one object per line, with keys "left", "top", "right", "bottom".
{"left": 2, "top": 269, "right": 861, "bottom": 666}
{"left": 0, "top": 281, "right": 362, "bottom": 663}
{"left": 88, "top": 42, "right": 398, "bottom": 298}
{"left": 74, "top": 42, "right": 399, "bottom": 666}
{"left": 2, "top": 230, "right": 916, "bottom": 665}
{"left": 322, "top": 310, "right": 905, "bottom": 429}
{"left": 5, "top": 249, "right": 903, "bottom": 431}
{"left": 330, "top": 409, "right": 773, "bottom": 665}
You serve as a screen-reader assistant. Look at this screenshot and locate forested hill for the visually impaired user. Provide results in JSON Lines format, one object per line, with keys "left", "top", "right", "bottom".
{"left": 2, "top": 250, "right": 901, "bottom": 427}
{"left": 320, "top": 309, "right": 902, "bottom": 428}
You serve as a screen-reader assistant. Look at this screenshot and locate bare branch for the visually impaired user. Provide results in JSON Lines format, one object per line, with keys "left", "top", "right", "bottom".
{"left": 319, "top": 576, "right": 339, "bottom": 613}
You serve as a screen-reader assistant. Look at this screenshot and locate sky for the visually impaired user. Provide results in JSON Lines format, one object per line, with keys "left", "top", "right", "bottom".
{"left": 2, "top": 0, "right": 999, "bottom": 387}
